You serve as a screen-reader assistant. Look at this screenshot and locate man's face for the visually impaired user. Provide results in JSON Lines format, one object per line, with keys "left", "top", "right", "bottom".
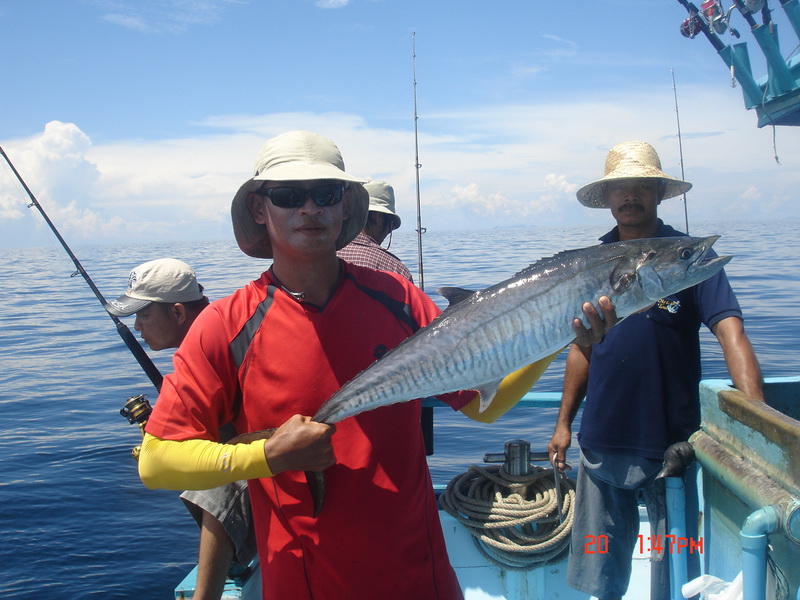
{"left": 249, "top": 180, "right": 347, "bottom": 259}
{"left": 606, "top": 178, "right": 662, "bottom": 228}
{"left": 134, "top": 303, "right": 183, "bottom": 351}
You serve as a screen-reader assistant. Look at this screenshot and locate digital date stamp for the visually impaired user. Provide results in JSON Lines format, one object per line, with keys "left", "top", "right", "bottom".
{"left": 584, "top": 534, "right": 704, "bottom": 554}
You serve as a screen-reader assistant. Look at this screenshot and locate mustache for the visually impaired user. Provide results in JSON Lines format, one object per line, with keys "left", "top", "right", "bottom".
{"left": 296, "top": 218, "right": 328, "bottom": 228}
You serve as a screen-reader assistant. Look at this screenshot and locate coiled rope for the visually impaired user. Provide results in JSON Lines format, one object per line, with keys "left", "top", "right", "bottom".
{"left": 439, "top": 463, "right": 575, "bottom": 570}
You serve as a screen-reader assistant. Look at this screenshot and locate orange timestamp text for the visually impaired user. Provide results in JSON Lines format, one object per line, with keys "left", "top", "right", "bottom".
{"left": 583, "top": 534, "right": 704, "bottom": 554}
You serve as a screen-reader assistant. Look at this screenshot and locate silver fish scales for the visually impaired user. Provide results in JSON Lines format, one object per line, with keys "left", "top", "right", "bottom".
{"left": 314, "top": 236, "right": 731, "bottom": 424}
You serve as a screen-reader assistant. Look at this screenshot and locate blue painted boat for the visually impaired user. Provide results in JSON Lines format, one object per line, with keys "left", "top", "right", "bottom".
{"left": 174, "top": 376, "right": 800, "bottom": 599}
{"left": 675, "top": 0, "right": 800, "bottom": 128}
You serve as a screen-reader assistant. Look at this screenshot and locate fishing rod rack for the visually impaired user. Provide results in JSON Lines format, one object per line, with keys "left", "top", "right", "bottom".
{"left": 676, "top": 0, "right": 800, "bottom": 127}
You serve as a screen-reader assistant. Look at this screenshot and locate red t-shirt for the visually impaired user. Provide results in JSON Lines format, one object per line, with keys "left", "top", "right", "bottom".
{"left": 146, "top": 262, "right": 469, "bottom": 599}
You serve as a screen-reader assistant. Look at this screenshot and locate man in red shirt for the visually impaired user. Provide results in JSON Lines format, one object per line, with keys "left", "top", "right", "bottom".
{"left": 138, "top": 130, "right": 615, "bottom": 599}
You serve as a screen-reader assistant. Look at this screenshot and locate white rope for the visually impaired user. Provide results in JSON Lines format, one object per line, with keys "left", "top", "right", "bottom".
{"left": 439, "top": 463, "right": 575, "bottom": 570}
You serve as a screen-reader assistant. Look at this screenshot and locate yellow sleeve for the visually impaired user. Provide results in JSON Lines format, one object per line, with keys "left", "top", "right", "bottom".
{"left": 460, "top": 350, "right": 563, "bottom": 423}
{"left": 138, "top": 433, "right": 274, "bottom": 490}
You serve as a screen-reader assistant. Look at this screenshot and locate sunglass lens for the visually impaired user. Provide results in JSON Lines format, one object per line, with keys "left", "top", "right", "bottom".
{"left": 311, "top": 184, "right": 344, "bottom": 206}
{"left": 265, "top": 185, "right": 344, "bottom": 208}
{"left": 266, "top": 187, "right": 304, "bottom": 208}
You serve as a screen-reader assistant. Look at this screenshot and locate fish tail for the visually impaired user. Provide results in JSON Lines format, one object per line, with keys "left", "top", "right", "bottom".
{"left": 306, "top": 470, "right": 326, "bottom": 517}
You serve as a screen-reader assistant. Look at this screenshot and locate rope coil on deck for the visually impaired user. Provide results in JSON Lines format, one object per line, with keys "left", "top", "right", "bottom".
{"left": 439, "top": 464, "right": 575, "bottom": 570}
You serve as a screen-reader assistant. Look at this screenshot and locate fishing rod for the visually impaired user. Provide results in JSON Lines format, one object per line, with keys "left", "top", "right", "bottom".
{"left": 411, "top": 33, "right": 435, "bottom": 455}
{"left": 671, "top": 68, "right": 690, "bottom": 234}
{"left": 0, "top": 146, "right": 164, "bottom": 391}
{"left": 412, "top": 32, "right": 426, "bottom": 292}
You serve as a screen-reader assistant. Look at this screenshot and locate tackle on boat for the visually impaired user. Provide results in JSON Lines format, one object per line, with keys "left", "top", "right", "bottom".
{"left": 675, "top": 0, "right": 800, "bottom": 127}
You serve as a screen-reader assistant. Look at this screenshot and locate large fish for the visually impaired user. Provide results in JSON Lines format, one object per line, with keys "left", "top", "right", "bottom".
{"left": 237, "top": 236, "right": 731, "bottom": 515}
{"left": 314, "top": 235, "right": 731, "bottom": 423}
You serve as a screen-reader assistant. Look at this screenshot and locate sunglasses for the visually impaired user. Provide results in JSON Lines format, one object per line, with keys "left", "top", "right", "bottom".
{"left": 261, "top": 184, "right": 346, "bottom": 209}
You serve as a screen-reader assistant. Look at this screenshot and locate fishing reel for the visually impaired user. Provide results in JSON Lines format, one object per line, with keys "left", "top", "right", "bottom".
{"left": 120, "top": 394, "right": 153, "bottom": 460}
{"left": 121, "top": 394, "right": 153, "bottom": 425}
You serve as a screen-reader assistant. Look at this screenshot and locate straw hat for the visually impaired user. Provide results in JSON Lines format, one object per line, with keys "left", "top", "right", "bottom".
{"left": 363, "top": 180, "right": 401, "bottom": 231}
{"left": 104, "top": 258, "right": 203, "bottom": 317}
{"left": 576, "top": 140, "right": 692, "bottom": 208}
{"left": 231, "top": 131, "right": 369, "bottom": 258}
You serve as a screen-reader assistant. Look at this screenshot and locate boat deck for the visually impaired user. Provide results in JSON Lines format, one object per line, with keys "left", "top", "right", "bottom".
{"left": 175, "top": 377, "right": 800, "bottom": 599}
{"left": 175, "top": 500, "right": 653, "bottom": 600}
{"left": 440, "top": 505, "right": 652, "bottom": 600}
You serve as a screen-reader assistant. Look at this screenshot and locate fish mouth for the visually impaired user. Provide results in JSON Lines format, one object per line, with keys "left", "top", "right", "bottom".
{"left": 692, "top": 235, "right": 732, "bottom": 271}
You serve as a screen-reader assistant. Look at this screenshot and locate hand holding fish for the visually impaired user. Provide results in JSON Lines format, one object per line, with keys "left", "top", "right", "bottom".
{"left": 572, "top": 296, "right": 617, "bottom": 346}
{"left": 262, "top": 415, "right": 336, "bottom": 475}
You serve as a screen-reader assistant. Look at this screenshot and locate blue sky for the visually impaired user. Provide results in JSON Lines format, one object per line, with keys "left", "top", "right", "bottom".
{"left": 1, "top": 0, "right": 799, "bottom": 249}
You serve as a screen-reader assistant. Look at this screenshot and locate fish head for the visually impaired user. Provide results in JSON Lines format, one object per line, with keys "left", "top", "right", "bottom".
{"left": 612, "top": 235, "right": 732, "bottom": 303}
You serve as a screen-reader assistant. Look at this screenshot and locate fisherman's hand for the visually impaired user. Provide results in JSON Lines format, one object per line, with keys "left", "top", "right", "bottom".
{"left": 572, "top": 296, "right": 617, "bottom": 346}
{"left": 263, "top": 415, "right": 336, "bottom": 475}
{"left": 547, "top": 426, "right": 572, "bottom": 473}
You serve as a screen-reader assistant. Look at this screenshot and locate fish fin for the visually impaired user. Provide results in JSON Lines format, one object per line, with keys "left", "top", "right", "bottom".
{"left": 512, "top": 247, "right": 593, "bottom": 279}
{"left": 474, "top": 379, "right": 504, "bottom": 413}
{"left": 437, "top": 286, "right": 476, "bottom": 307}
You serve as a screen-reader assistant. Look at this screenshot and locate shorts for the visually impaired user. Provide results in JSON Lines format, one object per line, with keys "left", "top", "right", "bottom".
{"left": 566, "top": 449, "right": 699, "bottom": 600}
{"left": 180, "top": 480, "right": 257, "bottom": 568}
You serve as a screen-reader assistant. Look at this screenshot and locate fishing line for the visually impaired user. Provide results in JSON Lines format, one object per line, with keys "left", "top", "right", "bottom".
{"left": 671, "top": 68, "right": 690, "bottom": 234}
{"left": 0, "top": 146, "right": 163, "bottom": 391}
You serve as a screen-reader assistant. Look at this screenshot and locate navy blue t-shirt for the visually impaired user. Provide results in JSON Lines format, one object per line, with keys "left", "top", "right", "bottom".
{"left": 577, "top": 221, "right": 743, "bottom": 459}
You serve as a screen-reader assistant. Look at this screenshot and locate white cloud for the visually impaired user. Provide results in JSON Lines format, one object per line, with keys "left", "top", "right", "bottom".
{"left": 511, "top": 64, "right": 546, "bottom": 77}
{"left": 3, "top": 80, "right": 799, "bottom": 249}
{"left": 541, "top": 34, "right": 579, "bottom": 58}
{"left": 440, "top": 183, "right": 517, "bottom": 218}
{"left": 739, "top": 186, "right": 762, "bottom": 201}
{"left": 102, "top": 13, "right": 149, "bottom": 32}
{"left": 316, "top": 0, "right": 352, "bottom": 8}
{"left": 0, "top": 122, "right": 124, "bottom": 241}
{"left": 94, "top": 0, "right": 236, "bottom": 33}
{"left": 0, "top": 199, "right": 24, "bottom": 222}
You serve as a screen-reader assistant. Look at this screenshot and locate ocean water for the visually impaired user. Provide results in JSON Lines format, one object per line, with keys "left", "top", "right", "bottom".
{"left": 0, "top": 219, "right": 797, "bottom": 599}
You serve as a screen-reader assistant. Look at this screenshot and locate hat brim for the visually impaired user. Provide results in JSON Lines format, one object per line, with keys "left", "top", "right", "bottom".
{"left": 577, "top": 174, "right": 693, "bottom": 208}
{"left": 231, "top": 179, "right": 370, "bottom": 259}
{"left": 368, "top": 205, "right": 402, "bottom": 230}
{"left": 104, "top": 294, "right": 152, "bottom": 317}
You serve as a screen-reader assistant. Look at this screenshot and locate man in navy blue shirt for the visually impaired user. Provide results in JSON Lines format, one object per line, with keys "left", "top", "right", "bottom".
{"left": 548, "top": 141, "right": 764, "bottom": 600}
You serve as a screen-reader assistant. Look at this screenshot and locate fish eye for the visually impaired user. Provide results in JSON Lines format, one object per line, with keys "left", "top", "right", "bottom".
{"left": 680, "top": 247, "right": 693, "bottom": 260}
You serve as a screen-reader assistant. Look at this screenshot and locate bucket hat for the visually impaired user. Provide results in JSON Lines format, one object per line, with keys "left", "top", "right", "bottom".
{"left": 231, "top": 130, "right": 369, "bottom": 258}
{"left": 576, "top": 140, "right": 693, "bottom": 208}
{"left": 363, "top": 180, "right": 401, "bottom": 231}
{"left": 105, "top": 258, "right": 203, "bottom": 317}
